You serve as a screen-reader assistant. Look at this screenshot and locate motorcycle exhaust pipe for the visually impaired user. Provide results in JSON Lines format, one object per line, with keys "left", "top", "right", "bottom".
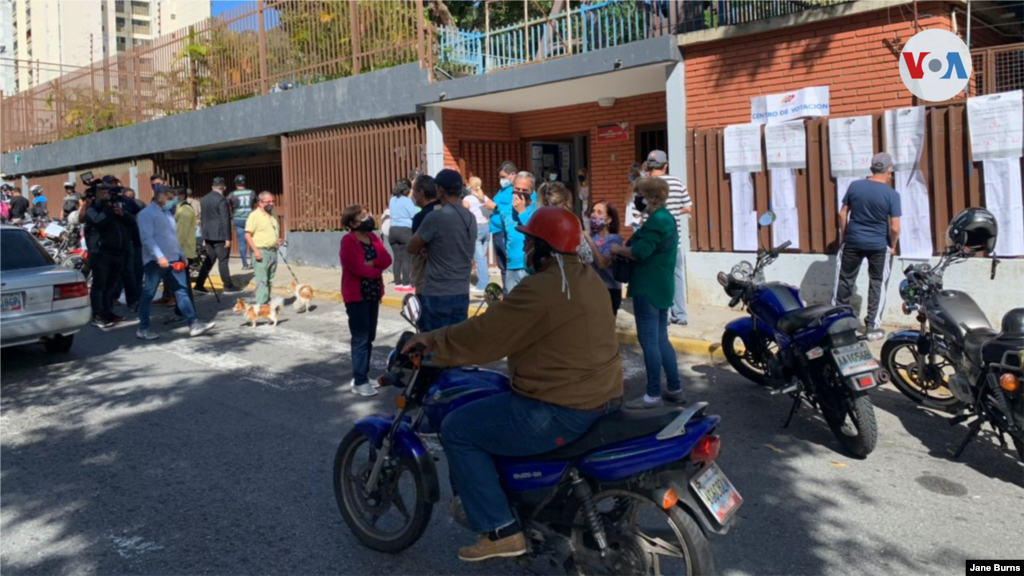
{"left": 876, "top": 368, "right": 891, "bottom": 385}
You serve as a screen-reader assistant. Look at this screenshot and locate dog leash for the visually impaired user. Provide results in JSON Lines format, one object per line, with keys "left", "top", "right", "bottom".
{"left": 278, "top": 250, "right": 302, "bottom": 285}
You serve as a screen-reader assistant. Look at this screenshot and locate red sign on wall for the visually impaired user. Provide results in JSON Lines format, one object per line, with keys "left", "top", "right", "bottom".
{"left": 597, "top": 123, "right": 630, "bottom": 143}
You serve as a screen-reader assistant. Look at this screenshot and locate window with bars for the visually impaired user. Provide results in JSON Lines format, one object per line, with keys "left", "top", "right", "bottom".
{"left": 636, "top": 125, "right": 668, "bottom": 163}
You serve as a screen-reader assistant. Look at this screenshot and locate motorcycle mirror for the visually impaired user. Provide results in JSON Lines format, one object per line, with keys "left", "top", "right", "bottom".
{"left": 401, "top": 294, "right": 422, "bottom": 328}
{"left": 758, "top": 211, "right": 776, "bottom": 228}
{"left": 484, "top": 283, "right": 503, "bottom": 304}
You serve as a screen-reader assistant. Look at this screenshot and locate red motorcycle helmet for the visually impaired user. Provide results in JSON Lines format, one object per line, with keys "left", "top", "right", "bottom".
{"left": 516, "top": 206, "right": 580, "bottom": 254}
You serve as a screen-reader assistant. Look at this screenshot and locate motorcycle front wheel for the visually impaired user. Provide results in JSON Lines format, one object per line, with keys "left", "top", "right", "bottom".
{"left": 570, "top": 489, "right": 714, "bottom": 576}
{"left": 881, "top": 338, "right": 962, "bottom": 411}
{"left": 819, "top": 383, "right": 878, "bottom": 459}
{"left": 333, "top": 428, "right": 433, "bottom": 553}
{"left": 722, "top": 328, "right": 776, "bottom": 386}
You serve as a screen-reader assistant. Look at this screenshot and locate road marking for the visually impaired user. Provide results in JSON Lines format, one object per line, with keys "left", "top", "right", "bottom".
{"left": 108, "top": 534, "right": 164, "bottom": 558}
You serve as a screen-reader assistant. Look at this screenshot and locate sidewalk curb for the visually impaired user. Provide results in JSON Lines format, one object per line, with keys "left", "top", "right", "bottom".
{"left": 212, "top": 278, "right": 722, "bottom": 358}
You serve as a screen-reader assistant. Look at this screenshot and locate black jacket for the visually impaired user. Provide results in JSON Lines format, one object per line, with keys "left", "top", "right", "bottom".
{"left": 200, "top": 191, "right": 231, "bottom": 242}
{"left": 9, "top": 196, "right": 29, "bottom": 219}
{"left": 85, "top": 201, "right": 132, "bottom": 255}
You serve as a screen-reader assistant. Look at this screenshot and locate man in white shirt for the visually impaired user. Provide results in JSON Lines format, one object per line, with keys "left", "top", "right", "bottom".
{"left": 646, "top": 150, "right": 692, "bottom": 326}
{"left": 136, "top": 186, "right": 216, "bottom": 340}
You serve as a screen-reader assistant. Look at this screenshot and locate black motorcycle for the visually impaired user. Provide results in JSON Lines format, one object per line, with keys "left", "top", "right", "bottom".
{"left": 882, "top": 227, "right": 1024, "bottom": 460}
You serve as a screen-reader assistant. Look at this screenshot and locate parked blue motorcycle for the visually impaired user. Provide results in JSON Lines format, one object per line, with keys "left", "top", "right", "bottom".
{"left": 334, "top": 291, "right": 741, "bottom": 574}
{"left": 717, "top": 214, "right": 887, "bottom": 458}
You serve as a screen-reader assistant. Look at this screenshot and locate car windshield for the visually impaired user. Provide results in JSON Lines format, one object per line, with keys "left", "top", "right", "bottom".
{"left": 1, "top": 229, "right": 55, "bottom": 271}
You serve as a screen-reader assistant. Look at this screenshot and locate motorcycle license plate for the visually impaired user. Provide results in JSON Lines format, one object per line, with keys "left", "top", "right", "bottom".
{"left": 691, "top": 462, "right": 743, "bottom": 525}
{"left": 1, "top": 292, "right": 25, "bottom": 313}
{"left": 832, "top": 342, "right": 878, "bottom": 376}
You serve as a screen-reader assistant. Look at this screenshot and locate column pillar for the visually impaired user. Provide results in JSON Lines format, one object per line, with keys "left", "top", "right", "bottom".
{"left": 665, "top": 60, "right": 689, "bottom": 253}
{"left": 425, "top": 106, "right": 445, "bottom": 177}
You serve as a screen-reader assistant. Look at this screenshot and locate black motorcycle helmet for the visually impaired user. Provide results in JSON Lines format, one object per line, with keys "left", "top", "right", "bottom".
{"left": 1002, "top": 308, "right": 1024, "bottom": 336}
{"left": 946, "top": 207, "right": 998, "bottom": 255}
{"left": 234, "top": 174, "right": 246, "bottom": 187}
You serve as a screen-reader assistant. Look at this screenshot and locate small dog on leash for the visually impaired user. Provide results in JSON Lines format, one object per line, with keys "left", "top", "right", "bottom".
{"left": 288, "top": 281, "right": 314, "bottom": 313}
{"left": 233, "top": 297, "right": 284, "bottom": 327}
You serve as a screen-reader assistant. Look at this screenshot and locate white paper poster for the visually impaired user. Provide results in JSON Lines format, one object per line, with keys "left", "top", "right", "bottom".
{"left": 885, "top": 106, "right": 926, "bottom": 171}
{"left": 731, "top": 172, "right": 759, "bottom": 251}
{"left": 894, "top": 170, "right": 933, "bottom": 259}
{"left": 765, "top": 121, "right": 807, "bottom": 169}
{"left": 752, "top": 86, "right": 830, "bottom": 125}
{"left": 985, "top": 158, "right": 1024, "bottom": 257}
{"left": 830, "top": 116, "right": 874, "bottom": 178}
{"left": 724, "top": 124, "right": 763, "bottom": 174}
{"left": 968, "top": 90, "right": 1024, "bottom": 161}
{"left": 770, "top": 169, "right": 800, "bottom": 250}
{"left": 836, "top": 176, "right": 858, "bottom": 214}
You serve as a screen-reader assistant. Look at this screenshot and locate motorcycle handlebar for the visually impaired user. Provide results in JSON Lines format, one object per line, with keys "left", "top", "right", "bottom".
{"left": 769, "top": 241, "right": 792, "bottom": 258}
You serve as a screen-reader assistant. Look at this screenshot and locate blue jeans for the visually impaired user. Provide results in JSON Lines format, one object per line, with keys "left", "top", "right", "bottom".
{"left": 139, "top": 261, "right": 196, "bottom": 331}
{"left": 234, "top": 220, "right": 249, "bottom": 267}
{"left": 473, "top": 227, "right": 491, "bottom": 291}
{"left": 671, "top": 249, "right": 688, "bottom": 324}
{"left": 633, "top": 295, "right": 682, "bottom": 398}
{"left": 442, "top": 392, "right": 607, "bottom": 532}
{"left": 504, "top": 268, "right": 528, "bottom": 295}
{"left": 345, "top": 301, "right": 379, "bottom": 385}
{"left": 421, "top": 294, "right": 469, "bottom": 331}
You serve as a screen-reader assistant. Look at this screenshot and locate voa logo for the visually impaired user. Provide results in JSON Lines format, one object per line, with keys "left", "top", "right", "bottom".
{"left": 899, "top": 29, "right": 972, "bottom": 102}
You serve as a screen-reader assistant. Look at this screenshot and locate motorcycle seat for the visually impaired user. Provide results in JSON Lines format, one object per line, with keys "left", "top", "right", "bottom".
{"left": 964, "top": 327, "right": 999, "bottom": 366}
{"left": 531, "top": 406, "right": 683, "bottom": 461}
{"left": 777, "top": 304, "right": 848, "bottom": 335}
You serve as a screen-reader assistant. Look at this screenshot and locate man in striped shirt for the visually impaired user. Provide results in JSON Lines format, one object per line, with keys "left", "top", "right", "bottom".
{"left": 646, "top": 150, "right": 692, "bottom": 326}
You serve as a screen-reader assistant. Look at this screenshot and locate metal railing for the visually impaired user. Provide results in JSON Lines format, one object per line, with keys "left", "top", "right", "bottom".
{"left": 436, "top": 0, "right": 850, "bottom": 76}
{"left": 1, "top": 0, "right": 428, "bottom": 153}
{"left": 971, "top": 43, "right": 1024, "bottom": 96}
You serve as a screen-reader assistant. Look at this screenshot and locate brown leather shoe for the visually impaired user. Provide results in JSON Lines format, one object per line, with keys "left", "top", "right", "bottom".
{"left": 457, "top": 532, "right": 527, "bottom": 562}
{"left": 155, "top": 297, "right": 176, "bottom": 307}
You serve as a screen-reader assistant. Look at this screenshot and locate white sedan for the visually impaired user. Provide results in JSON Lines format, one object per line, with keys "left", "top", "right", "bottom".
{"left": 1, "top": 225, "right": 91, "bottom": 353}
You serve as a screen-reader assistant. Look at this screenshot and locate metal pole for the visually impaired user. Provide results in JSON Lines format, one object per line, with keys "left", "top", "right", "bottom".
{"left": 415, "top": 0, "right": 425, "bottom": 68}
{"left": 566, "top": 1, "right": 572, "bottom": 54}
{"left": 257, "top": 0, "right": 269, "bottom": 94}
{"left": 350, "top": 0, "right": 361, "bottom": 75}
{"left": 966, "top": 1, "right": 971, "bottom": 96}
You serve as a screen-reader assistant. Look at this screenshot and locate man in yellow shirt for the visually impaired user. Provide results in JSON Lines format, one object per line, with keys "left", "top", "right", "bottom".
{"left": 244, "top": 191, "right": 283, "bottom": 305}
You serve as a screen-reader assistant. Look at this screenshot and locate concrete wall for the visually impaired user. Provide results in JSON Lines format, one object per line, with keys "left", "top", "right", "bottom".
{"left": 284, "top": 232, "right": 344, "bottom": 269}
{"left": 687, "top": 252, "right": 1024, "bottom": 330}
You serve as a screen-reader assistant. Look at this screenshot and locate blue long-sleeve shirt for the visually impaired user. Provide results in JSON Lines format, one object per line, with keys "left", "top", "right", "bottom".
{"left": 137, "top": 202, "right": 184, "bottom": 265}
{"left": 389, "top": 195, "right": 418, "bottom": 229}
{"left": 489, "top": 184, "right": 513, "bottom": 234}
{"left": 501, "top": 192, "right": 537, "bottom": 270}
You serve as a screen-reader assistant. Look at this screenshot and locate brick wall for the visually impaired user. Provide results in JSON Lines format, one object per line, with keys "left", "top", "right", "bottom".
{"left": 444, "top": 92, "right": 668, "bottom": 216}
{"left": 684, "top": 2, "right": 955, "bottom": 128}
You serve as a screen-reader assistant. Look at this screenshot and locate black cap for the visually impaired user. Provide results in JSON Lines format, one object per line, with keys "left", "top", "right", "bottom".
{"left": 234, "top": 174, "right": 246, "bottom": 186}
{"left": 212, "top": 177, "right": 227, "bottom": 187}
{"left": 434, "top": 169, "right": 464, "bottom": 195}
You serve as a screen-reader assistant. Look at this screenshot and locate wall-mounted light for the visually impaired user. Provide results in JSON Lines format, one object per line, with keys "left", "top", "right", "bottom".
{"left": 597, "top": 97, "right": 616, "bottom": 108}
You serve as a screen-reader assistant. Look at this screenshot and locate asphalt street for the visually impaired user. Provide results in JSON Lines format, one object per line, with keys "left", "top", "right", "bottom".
{"left": 1, "top": 294, "right": 1021, "bottom": 576}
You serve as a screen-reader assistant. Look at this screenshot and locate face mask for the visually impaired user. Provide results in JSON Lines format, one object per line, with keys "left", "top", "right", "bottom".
{"left": 163, "top": 197, "right": 179, "bottom": 212}
{"left": 549, "top": 173, "right": 558, "bottom": 181}
{"left": 590, "top": 216, "right": 606, "bottom": 231}
{"left": 628, "top": 173, "right": 637, "bottom": 183}
{"left": 500, "top": 178, "right": 511, "bottom": 189}
{"left": 355, "top": 216, "right": 376, "bottom": 232}
{"left": 577, "top": 175, "right": 586, "bottom": 184}
{"left": 633, "top": 194, "right": 648, "bottom": 213}
{"left": 264, "top": 204, "right": 274, "bottom": 214}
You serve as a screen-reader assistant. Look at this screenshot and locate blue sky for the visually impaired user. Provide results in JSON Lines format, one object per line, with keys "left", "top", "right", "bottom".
{"left": 212, "top": 1, "right": 250, "bottom": 16}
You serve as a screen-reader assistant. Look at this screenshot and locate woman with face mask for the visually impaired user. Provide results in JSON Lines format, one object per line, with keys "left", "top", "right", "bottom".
{"left": 586, "top": 202, "right": 624, "bottom": 316}
{"left": 611, "top": 178, "right": 685, "bottom": 409}
{"left": 339, "top": 204, "right": 393, "bottom": 396}
{"left": 538, "top": 181, "right": 593, "bottom": 265}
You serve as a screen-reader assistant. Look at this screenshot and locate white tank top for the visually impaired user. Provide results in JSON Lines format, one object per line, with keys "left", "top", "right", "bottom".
{"left": 464, "top": 195, "right": 487, "bottom": 225}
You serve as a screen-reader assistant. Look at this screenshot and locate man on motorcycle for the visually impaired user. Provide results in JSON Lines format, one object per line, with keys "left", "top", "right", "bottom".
{"left": 403, "top": 206, "right": 624, "bottom": 562}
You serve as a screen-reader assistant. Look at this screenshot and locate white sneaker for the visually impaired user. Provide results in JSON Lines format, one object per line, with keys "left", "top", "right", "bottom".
{"left": 136, "top": 328, "right": 160, "bottom": 340}
{"left": 353, "top": 383, "right": 378, "bottom": 397}
{"left": 350, "top": 378, "right": 381, "bottom": 392}
{"left": 189, "top": 321, "right": 216, "bottom": 337}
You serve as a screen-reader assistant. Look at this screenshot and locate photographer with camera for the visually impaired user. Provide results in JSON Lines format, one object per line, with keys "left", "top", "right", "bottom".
{"left": 109, "top": 184, "right": 144, "bottom": 313}
{"left": 84, "top": 177, "right": 133, "bottom": 328}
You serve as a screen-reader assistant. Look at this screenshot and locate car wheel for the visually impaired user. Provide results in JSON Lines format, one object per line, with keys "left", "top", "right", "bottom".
{"left": 44, "top": 334, "right": 74, "bottom": 353}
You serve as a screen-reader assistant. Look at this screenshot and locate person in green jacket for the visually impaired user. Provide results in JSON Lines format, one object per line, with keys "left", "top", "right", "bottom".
{"left": 612, "top": 177, "right": 685, "bottom": 409}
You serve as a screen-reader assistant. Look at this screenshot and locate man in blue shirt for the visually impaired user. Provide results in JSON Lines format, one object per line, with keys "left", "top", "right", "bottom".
{"left": 485, "top": 161, "right": 518, "bottom": 289}
{"left": 502, "top": 172, "right": 537, "bottom": 295}
{"left": 832, "top": 152, "right": 902, "bottom": 330}
{"left": 136, "top": 186, "right": 216, "bottom": 340}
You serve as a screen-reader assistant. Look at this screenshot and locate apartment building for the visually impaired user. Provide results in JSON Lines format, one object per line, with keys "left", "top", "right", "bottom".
{"left": 6, "top": 0, "right": 210, "bottom": 93}
{"left": 0, "top": 0, "right": 13, "bottom": 94}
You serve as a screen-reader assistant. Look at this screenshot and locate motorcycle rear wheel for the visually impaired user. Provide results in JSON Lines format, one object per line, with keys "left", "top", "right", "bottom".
{"left": 722, "top": 328, "right": 775, "bottom": 386}
{"left": 881, "top": 339, "right": 962, "bottom": 412}
{"left": 333, "top": 428, "right": 433, "bottom": 553}
{"left": 819, "top": 386, "right": 878, "bottom": 459}
{"left": 570, "top": 489, "right": 714, "bottom": 576}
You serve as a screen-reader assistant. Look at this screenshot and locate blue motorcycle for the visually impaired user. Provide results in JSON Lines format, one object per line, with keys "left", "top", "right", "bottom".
{"left": 717, "top": 218, "right": 887, "bottom": 458}
{"left": 334, "top": 292, "right": 741, "bottom": 574}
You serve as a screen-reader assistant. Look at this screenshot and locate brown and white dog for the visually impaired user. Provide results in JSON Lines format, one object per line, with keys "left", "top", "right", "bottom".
{"left": 288, "top": 281, "right": 314, "bottom": 313}
{"left": 233, "top": 297, "right": 284, "bottom": 327}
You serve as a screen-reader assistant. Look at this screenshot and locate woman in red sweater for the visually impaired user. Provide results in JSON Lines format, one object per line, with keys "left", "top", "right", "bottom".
{"left": 340, "top": 204, "right": 393, "bottom": 396}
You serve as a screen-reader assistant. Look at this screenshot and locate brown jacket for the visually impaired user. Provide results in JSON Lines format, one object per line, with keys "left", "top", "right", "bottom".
{"left": 430, "top": 254, "right": 623, "bottom": 410}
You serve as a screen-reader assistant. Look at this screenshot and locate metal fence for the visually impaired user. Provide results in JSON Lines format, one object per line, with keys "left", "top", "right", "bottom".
{"left": 1, "top": 0, "right": 427, "bottom": 153}
{"left": 686, "top": 104, "right": 1009, "bottom": 256}
{"left": 971, "top": 43, "right": 1024, "bottom": 96}
{"left": 282, "top": 117, "right": 425, "bottom": 232}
